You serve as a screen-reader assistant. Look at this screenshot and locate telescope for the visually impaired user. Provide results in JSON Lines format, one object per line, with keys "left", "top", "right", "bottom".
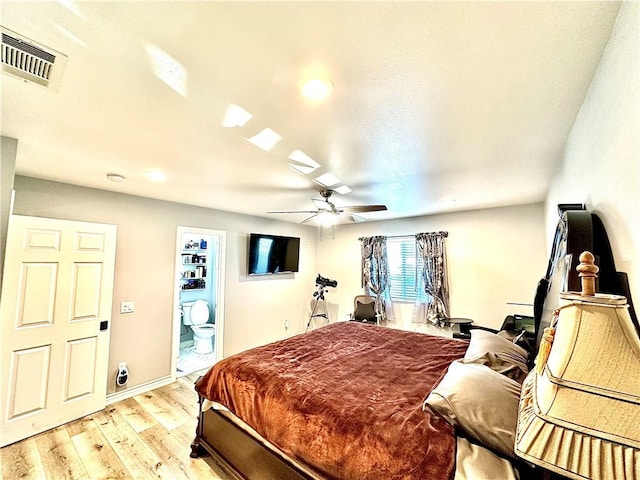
{"left": 307, "top": 274, "right": 337, "bottom": 332}
{"left": 315, "top": 274, "right": 337, "bottom": 289}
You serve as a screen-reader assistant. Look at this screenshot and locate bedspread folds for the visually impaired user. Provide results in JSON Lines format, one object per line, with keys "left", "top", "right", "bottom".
{"left": 195, "top": 321, "right": 469, "bottom": 480}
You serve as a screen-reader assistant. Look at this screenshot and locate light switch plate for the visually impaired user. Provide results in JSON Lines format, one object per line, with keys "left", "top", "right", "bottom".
{"left": 120, "top": 301, "right": 135, "bottom": 314}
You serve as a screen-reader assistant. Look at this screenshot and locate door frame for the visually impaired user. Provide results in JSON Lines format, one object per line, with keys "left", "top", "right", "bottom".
{"left": 170, "top": 226, "right": 226, "bottom": 379}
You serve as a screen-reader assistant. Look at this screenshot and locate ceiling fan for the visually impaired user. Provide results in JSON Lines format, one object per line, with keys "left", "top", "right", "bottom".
{"left": 268, "top": 189, "right": 387, "bottom": 224}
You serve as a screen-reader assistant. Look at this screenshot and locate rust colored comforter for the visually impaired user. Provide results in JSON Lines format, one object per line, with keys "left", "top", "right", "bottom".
{"left": 195, "top": 321, "right": 469, "bottom": 480}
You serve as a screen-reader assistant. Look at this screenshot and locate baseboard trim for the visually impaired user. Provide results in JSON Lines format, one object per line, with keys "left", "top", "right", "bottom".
{"left": 105, "top": 375, "right": 174, "bottom": 405}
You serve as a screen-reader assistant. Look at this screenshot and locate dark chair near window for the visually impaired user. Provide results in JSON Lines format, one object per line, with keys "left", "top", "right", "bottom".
{"left": 351, "top": 295, "right": 381, "bottom": 325}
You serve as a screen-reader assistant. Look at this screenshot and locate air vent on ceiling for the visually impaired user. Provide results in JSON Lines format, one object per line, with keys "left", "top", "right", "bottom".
{"left": 1, "top": 26, "right": 67, "bottom": 91}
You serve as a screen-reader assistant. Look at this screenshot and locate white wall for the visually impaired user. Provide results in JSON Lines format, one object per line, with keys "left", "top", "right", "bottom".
{"left": 12, "top": 176, "right": 547, "bottom": 389}
{"left": 11, "top": 177, "right": 546, "bottom": 395}
{"left": 546, "top": 2, "right": 639, "bottom": 300}
{"left": 318, "top": 203, "right": 546, "bottom": 332}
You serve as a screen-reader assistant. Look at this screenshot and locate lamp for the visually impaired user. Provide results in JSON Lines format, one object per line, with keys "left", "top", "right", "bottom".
{"left": 515, "top": 251, "right": 640, "bottom": 480}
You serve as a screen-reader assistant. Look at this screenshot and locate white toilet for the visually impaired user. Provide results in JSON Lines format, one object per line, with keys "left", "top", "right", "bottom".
{"left": 182, "top": 300, "right": 215, "bottom": 354}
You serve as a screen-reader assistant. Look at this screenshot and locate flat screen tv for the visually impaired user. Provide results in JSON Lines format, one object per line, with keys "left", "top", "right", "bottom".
{"left": 248, "top": 233, "right": 300, "bottom": 275}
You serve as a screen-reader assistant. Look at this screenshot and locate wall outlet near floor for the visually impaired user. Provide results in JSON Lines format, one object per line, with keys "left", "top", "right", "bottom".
{"left": 116, "top": 362, "right": 129, "bottom": 386}
{"left": 285, "top": 319, "right": 289, "bottom": 330}
{"left": 120, "top": 301, "right": 135, "bottom": 314}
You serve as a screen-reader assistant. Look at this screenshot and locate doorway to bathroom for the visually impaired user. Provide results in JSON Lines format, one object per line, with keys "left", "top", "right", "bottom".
{"left": 171, "top": 226, "right": 226, "bottom": 378}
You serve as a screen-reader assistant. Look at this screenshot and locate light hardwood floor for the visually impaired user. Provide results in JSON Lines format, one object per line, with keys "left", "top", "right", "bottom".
{"left": 0, "top": 371, "right": 233, "bottom": 480}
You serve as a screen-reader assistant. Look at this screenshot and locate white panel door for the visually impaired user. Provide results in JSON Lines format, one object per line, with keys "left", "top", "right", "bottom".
{"left": 0, "top": 215, "right": 116, "bottom": 447}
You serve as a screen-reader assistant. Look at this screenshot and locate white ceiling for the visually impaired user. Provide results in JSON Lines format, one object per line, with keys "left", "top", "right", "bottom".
{"left": 1, "top": 1, "right": 621, "bottom": 224}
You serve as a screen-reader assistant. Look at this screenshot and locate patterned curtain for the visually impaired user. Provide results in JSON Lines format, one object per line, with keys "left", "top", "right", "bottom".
{"left": 412, "top": 232, "right": 449, "bottom": 326}
{"left": 360, "top": 236, "right": 394, "bottom": 322}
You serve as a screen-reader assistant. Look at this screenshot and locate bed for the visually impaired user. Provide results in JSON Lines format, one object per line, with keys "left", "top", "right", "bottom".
{"left": 193, "top": 322, "right": 528, "bottom": 479}
{"left": 191, "top": 206, "right": 636, "bottom": 480}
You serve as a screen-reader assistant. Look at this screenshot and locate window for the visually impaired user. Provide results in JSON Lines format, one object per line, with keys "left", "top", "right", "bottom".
{"left": 387, "top": 237, "right": 423, "bottom": 301}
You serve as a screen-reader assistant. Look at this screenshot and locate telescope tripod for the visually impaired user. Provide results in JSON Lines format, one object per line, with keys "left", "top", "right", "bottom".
{"left": 306, "top": 285, "right": 330, "bottom": 332}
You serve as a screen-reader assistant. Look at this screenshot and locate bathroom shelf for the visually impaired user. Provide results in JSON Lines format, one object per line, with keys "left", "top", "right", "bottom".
{"left": 180, "top": 242, "right": 208, "bottom": 291}
{"left": 182, "top": 259, "right": 207, "bottom": 265}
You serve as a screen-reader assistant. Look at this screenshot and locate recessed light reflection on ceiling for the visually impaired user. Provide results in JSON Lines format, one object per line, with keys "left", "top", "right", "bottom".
{"left": 54, "top": 25, "right": 87, "bottom": 47}
{"left": 222, "top": 104, "right": 252, "bottom": 128}
{"left": 314, "top": 172, "right": 340, "bottom": 187}
{"left": 144, "top": 43, "right": 187, "bottom": 97}
{"left": 247, "top": 128, "right": 282, "bottom": 151}
{"left": 334, "top": 185, "right": 352, "bottom": 195}
{"left": 289, "top": 164, "right": 316, "bottom": 175}
{"left": 288, "top": 150, "right": 320, "bottom": 168}
{"left": 144, "top": 169, "right": 166, "bottom": 182}
{"left": 288, "top": 150, "right": 320, "bottom": 175}
{"left": 301, "top": 78, "right": 334, "bottom": 102}
{"left": 56, "top": 0, "right": 85, "bottom": 19}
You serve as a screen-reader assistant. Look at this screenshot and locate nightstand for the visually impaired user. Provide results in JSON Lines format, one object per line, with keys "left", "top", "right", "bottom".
{"left": 443, "top": 317, "right": 473, "bottom": 339}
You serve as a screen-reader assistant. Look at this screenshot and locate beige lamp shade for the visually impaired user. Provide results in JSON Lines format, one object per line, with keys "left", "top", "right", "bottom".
{"left": 515, "top": 290, "right": 640, "bottom": 479}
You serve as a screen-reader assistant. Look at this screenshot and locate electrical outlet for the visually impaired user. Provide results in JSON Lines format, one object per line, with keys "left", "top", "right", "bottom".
{"left": 120, "top": 301, "right": 135, "bottom": 314}
{"left": 116, "top": 362, "right": 129, "bottom": 386}
{"left": 285, "top": 319, "right": 289, "bottom": 330}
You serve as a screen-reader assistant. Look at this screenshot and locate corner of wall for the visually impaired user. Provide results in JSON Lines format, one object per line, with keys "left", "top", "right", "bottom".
{"left": 1, "top": 136, "right": 19, "bottom": 289}
{"left": 545, "top": 1, "right": 639, "bottom": 297}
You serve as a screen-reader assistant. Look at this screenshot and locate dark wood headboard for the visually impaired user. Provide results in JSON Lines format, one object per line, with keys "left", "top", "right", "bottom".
{"left": 533, "top": 207, "right": 638, "bottom": 351}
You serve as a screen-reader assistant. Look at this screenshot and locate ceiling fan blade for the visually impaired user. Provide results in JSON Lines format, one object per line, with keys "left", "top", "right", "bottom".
{"left": 267, "top": 210, "right": 319, "bottom": 214}
{"left": 342, "top": 213, "right": 366, "bottom": 223}
{"left": 339, "top": 205, "right": 388, "bottom": 213}
{"left": 300, "top": 213, "right": 321, "bottom": 224}
{"left": 312, "top": 198, "right": 334, "bottom": 211}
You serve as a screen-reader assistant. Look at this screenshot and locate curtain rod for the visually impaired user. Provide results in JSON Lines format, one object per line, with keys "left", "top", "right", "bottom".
{"left": 358, "top": 231, "right": 448, "bottom": 241}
